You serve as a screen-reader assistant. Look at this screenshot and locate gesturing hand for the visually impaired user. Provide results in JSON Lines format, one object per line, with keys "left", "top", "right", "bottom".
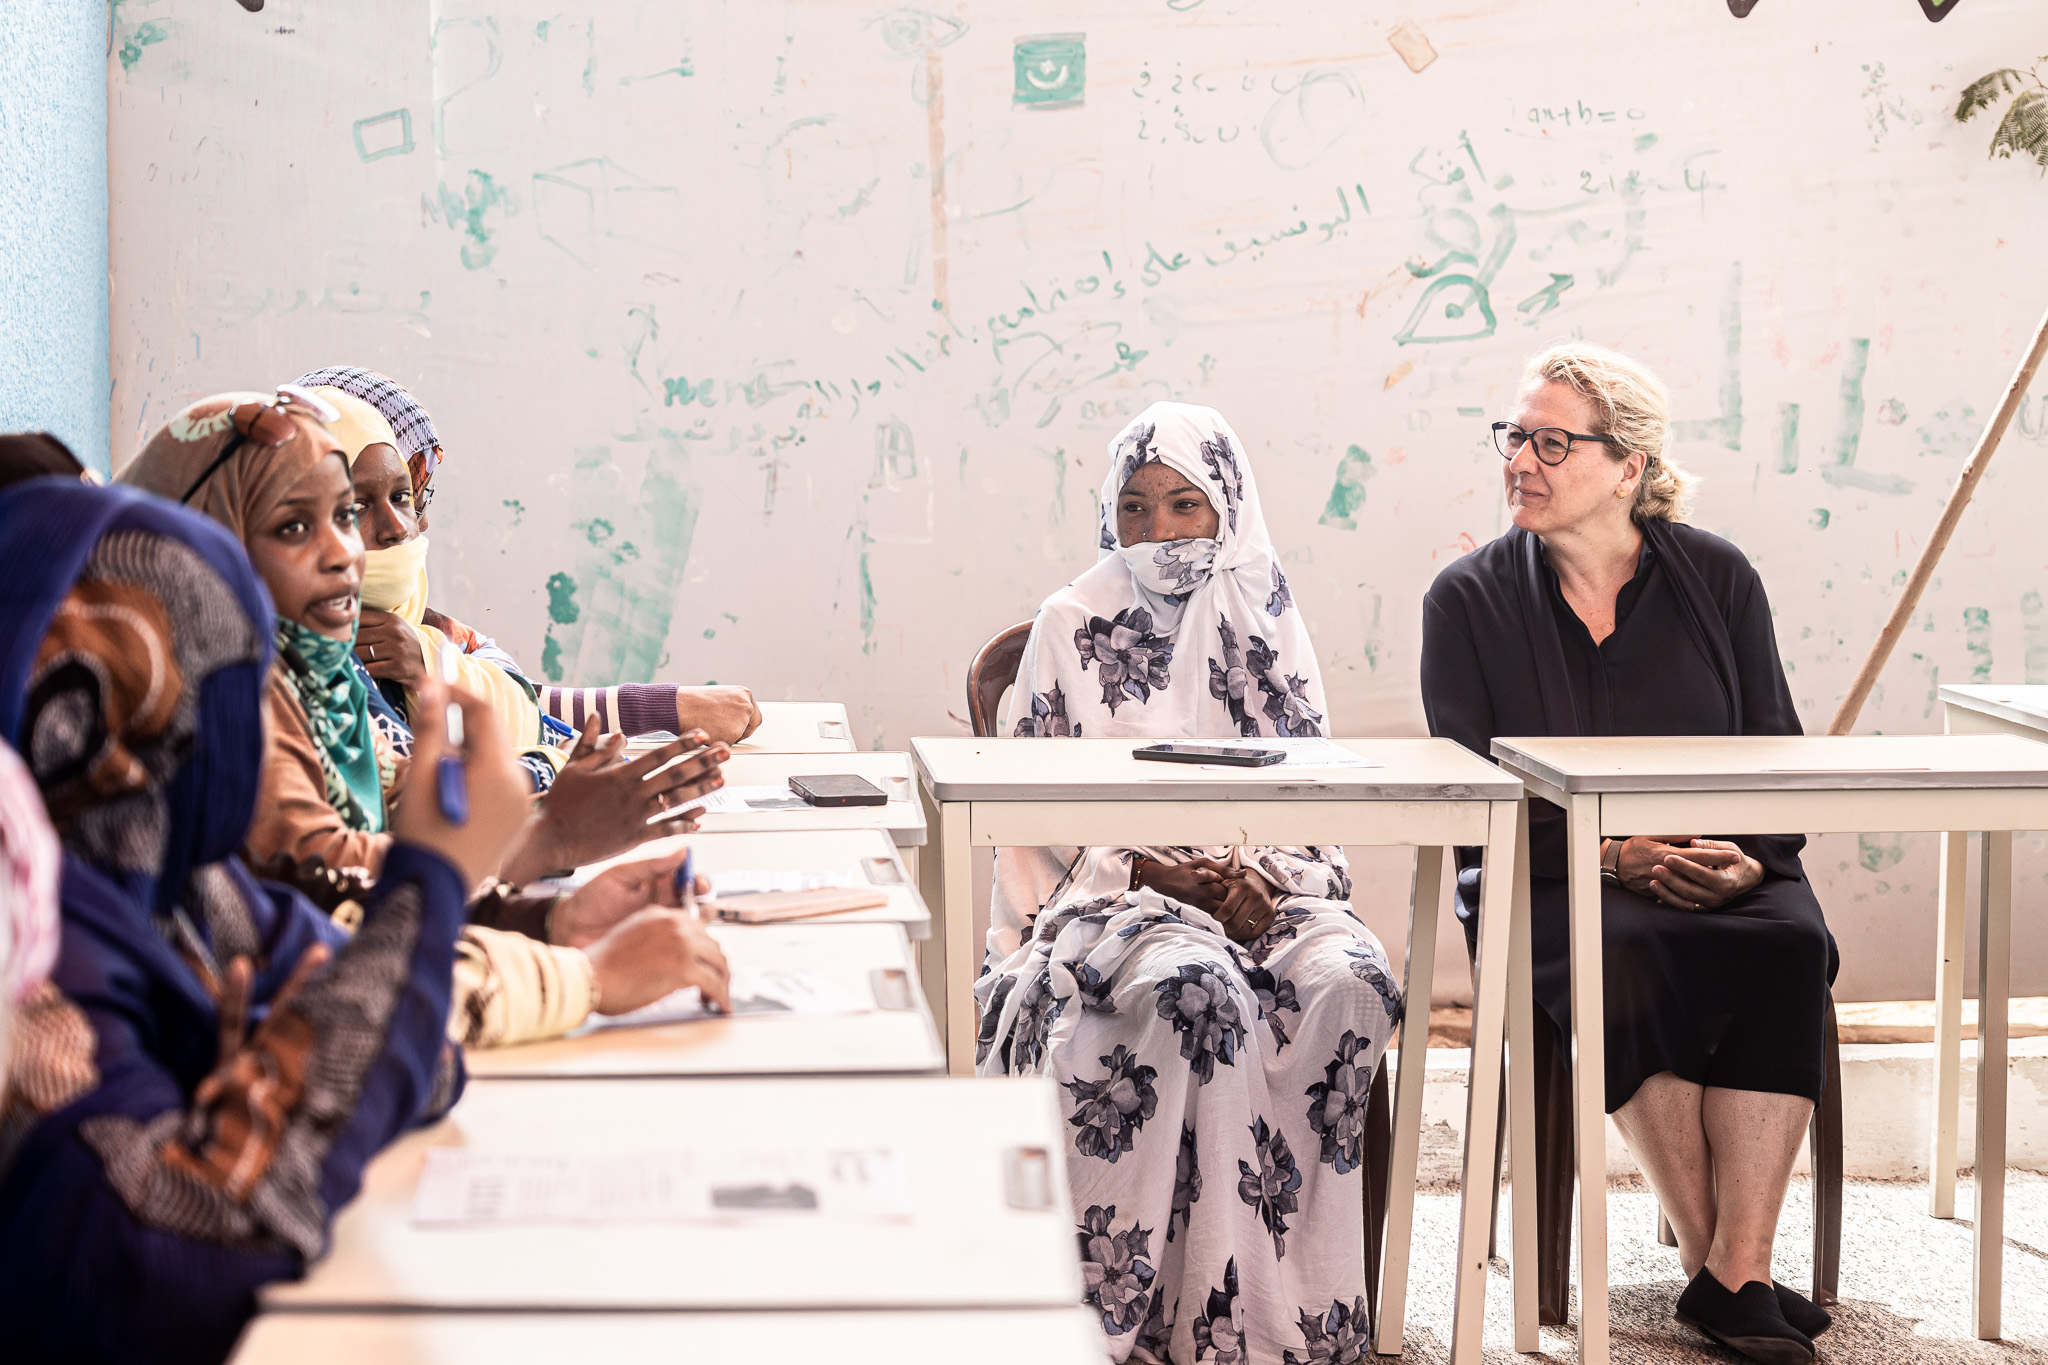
{"left": 1616, "top": 835, "right": 1763, "bottom": 911}
{"left": 582, "top": 908, "right": 732, "bottom": 1015}
{"left": 354, "top": 609, "right": 427, "bottom": 687}
{"left": 548, "top": 845, "right": 708, "bottom": 948}
{"left": 504, "top": 724, "right": 729, "bottom": 882}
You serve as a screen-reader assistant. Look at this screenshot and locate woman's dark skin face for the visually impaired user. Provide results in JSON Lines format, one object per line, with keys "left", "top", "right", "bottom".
{"left": 244, "top": 454, "right": 364, "bottom": 641}
{"left": 351, "top": 442, "right": 419, "bottom": 549}
{"left": 1115, "top": 461, "right": 1220, "bottom": 546}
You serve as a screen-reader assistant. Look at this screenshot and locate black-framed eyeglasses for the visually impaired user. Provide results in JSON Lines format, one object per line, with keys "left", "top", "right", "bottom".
{"left": 414, "top": 481, "right": 436, "bottom": 511}
{"left": 1491, "top": 422, "right": 1618, "bottom": 467}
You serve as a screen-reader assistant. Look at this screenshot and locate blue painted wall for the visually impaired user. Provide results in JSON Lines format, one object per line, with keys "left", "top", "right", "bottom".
{"left": 0, "top": 2, "right": 110, "bottom": 474}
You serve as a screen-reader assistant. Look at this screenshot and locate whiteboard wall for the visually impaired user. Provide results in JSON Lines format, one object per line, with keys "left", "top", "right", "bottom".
{"left": 106, "top": 0, "right": 2048, "bottom": 1000}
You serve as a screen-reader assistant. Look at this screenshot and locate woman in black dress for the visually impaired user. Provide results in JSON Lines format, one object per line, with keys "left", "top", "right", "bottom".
{"left": 1421, "top": 342, "right": 1838, "bottom": 1365}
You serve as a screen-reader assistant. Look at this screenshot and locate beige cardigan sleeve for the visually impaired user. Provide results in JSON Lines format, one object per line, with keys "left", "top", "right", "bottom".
{"left": 244, "top": 669, "right": 395, "bottom": 880}
{"left": 449, "top": 926, "right": 598, "bottom": 1048}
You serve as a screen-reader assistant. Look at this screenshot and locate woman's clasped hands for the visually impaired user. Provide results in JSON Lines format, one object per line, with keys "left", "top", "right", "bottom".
{"left": 1612, "top": 835, "right": 1765, "bottom": 911}
{"left": 1132, "top": 854, "right": 1279, "bottom": 943}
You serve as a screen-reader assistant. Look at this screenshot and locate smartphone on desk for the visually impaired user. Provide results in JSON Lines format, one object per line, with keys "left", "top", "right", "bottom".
{"left": 1132, "top": 743, "right": 1285, "bottom": 767}
{"left": 788, "top": 773, "right": 889, "bottom": 807}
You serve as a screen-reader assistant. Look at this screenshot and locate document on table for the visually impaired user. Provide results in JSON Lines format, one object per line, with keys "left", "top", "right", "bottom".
{"left": 413, "top": 1145, "right": 912, "bottom": 1225}
{"left": 675, "top": 785, "right": 812, "bottom": 815}
{"left": 1139, "top": 737, "right": 1383, "bottom": 775}
{"left": 708, "top": 869, "right": 860, "bottom": 897}
{"left": 570, "top": 966, "right": 868, "bottom": 1034}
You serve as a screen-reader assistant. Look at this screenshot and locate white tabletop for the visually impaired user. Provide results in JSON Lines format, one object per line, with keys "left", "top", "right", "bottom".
{"left": 1939, "top": 684, "right": 2048, "bottom": 732}
{"left": 576, "top": 829, "right": 930, "bottom": 938}
{"left": 264, "top": 1076, "right": 1078, "bottom": 1312}
{"left": 729, "top": 700, "right": 857, "bottom": 754}
{"left": 232, "top": 1308, "right": 1108, "bottom": 1365}
{"left": 1490, "top": 733, "right": 2048, "bottom": 793}
{"left": 463, "top": 921, "right": 941, "bottom": 1079}
{"left": 911, "top": 736, "right": 1521, "bottom": 802}
{"left": 698, "top": 752, "right": 926, "bottom": 848}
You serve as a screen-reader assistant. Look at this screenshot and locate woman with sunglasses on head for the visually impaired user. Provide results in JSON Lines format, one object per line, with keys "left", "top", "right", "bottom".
{"left": 0, "top": 477, "right": 525, "bottom": 1365}
{"left": 1420, "top": 343, "right": 1836, "bottom": 1365}
{"left": 117, "top": 392, "right": 733, "bottom": 1048}
{"left": 294, "top": 366, "right": 764, "bottom": 748}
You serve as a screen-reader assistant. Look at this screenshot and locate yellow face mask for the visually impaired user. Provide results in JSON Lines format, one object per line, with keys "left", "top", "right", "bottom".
{"left": 360, "top": 535, "right": 430, "bottom": 620}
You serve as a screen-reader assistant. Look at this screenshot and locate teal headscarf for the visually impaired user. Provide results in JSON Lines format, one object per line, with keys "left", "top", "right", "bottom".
{"left": 272, "top": 618, "right": 385, "bottom": 833}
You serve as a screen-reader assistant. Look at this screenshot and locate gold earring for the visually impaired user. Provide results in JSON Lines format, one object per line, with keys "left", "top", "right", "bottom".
{"left": 1615, "top": 485, "right": 1630, "bottom": 499}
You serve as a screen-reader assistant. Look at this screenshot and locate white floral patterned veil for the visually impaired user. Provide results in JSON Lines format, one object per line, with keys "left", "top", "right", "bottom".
{"left": 1004, "top": 400, "right": 1329, "bottom": 741}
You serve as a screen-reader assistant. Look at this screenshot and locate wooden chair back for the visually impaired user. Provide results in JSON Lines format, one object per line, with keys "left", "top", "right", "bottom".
{"left": 966, "top": 621, "right": 1034, "bottom": 737}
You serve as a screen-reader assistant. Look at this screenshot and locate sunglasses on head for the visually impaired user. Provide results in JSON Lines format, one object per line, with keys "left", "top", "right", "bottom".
{"left": 178, "top": 385, "right": 342, "bottom": 505}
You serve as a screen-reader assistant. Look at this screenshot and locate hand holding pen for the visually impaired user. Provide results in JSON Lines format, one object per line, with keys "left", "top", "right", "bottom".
{"left": 389, "top": 671, "right": 530, "bottom": 890}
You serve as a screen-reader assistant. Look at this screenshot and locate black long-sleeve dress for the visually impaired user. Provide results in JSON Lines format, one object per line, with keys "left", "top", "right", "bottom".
{"left": 1421, "top": 519, "right": 1838, "bottom": 1113}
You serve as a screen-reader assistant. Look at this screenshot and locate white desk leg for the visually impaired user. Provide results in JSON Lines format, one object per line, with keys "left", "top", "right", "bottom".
{"left": 1929, "top": 830, "right": 1968, "bottom": 1219}
{"left": 1449, "top": 801, "right": 1520, "bottom": 1364}
{"left": 915, "top": 787, "right": 977, "bottom": 1075}
{"left": 1506, "top": 799, "right": 1540, "bottom": 1352}
{"left": 1973, "top": 830, "right": 2012, "bottom": 1340}
{"left": 1373, "top": 844, "right": 1442, "bottom": 1356}
{"left": 1566, "top": 796, "right": 1608, "bottom": 1365}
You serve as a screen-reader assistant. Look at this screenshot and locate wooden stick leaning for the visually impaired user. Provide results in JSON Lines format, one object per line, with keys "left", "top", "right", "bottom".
{"left": 1828, "top": 303, "right": 2048, "bottom": 736}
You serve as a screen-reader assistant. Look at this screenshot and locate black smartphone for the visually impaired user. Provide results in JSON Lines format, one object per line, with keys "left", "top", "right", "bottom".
{"left": 788, "top": 773, "right": 889, "bottom": 807}
{"left": 1132, "top": 743, "right": 1285, "bottom": 767}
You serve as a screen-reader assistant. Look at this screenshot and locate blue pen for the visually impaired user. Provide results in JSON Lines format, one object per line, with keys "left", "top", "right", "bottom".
{"left": 676, "top": 847, "right": 697, "bottom": 917}
{"left": 435, "top": 643, "right": 469, "bottom": 826}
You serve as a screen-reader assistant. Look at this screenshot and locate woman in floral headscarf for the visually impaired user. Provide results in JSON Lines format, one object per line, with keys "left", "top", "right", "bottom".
{"left": 977, "top": 401, "right": 1401, "bottom": 1365}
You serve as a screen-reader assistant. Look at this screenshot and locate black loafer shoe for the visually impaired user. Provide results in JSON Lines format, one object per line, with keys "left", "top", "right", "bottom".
{"left": 1674, "top": 1267, "right": 1815, "bottom": 1365}
{"left": 1773, "top": 1281, "right": 1832, "bottom": 1338}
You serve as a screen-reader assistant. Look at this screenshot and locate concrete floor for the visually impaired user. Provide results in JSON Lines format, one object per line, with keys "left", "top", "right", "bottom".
{"left": 1381, "top": 1170, "right": 2048, "bottom": 1363}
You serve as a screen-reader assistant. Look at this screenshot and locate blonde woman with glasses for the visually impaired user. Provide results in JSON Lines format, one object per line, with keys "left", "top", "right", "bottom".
{"left": 1421, "top": 343, "right": 1837, "bottom": 1365}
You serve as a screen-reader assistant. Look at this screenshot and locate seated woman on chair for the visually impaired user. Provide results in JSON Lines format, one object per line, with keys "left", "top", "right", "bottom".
{"left": 978, "top": 401, "right": 1402, "bottom": 1365}
{"left": 1421, "top": 342, "right": 1838, "bottom": 1365}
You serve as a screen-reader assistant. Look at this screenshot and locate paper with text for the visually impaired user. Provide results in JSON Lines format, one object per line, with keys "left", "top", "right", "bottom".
{"left": 413, "top": 1145, "right": 912, "bottom": 1225}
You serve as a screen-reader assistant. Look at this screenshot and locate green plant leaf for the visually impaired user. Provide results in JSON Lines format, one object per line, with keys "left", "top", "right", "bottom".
{"left": 1954, "top": 68, "right": 2025, "bottom": 122}
{"left": 1989, "top": 88, "right": 2048, "bottom": 170}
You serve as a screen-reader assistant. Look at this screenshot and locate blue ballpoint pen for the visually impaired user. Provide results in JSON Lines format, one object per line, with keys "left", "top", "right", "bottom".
{"left": 435, "top": 643, "right": 469, "bottom": 826}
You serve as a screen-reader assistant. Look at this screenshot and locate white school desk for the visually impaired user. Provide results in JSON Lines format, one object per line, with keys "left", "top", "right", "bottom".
{"left": 624, "top": 701, "right": 855, "bottom": 755}
{"left": 910, "top": 734, "right": 1524, "bottom": 1358}
{"left": 1931, "top": 685, "right": 2048, "bottom": 1223}
{"left": 1487, "top": 733, "right": 2048, "bottom": 1359}
{"left": 463, "top": 920, "right": 943, "bottom": 1080}
{"left": 732, "top": 699, "right": 857, "bottom": 753}
{"left": 698, "top": 751, "right": 926, "bottom": 855}
{"left": 263, "top": 1076, "right": 1079, "bottom": 1313}
{"left": 232, "top": 1308, "right": 1108, "bottom": 1365}
{"left": 575, "top": 828, "right": 931, "bottom": 939}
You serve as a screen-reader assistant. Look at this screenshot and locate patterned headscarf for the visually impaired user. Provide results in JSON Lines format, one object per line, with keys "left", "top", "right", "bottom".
{"left": 0, "top": 739, "right": 60, "bottom": 1004}
{"left": 293, "top": 367, "right": 443, "bottom": 498}
{"left": 1005, "top": 401, "right": 1328, "bottom": 740}
{"left": 117, "top": 394, "right": 385, "bottom": 834}
{"left": 0, "top": 482, "right": 272, "bottom": 927}
{"left": 115, "top": 391, "right": 345, "bottom": 544}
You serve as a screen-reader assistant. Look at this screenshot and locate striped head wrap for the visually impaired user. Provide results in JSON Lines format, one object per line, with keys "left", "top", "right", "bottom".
{"left": 292, "top": 367, "right": 444, "bottom": 497}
